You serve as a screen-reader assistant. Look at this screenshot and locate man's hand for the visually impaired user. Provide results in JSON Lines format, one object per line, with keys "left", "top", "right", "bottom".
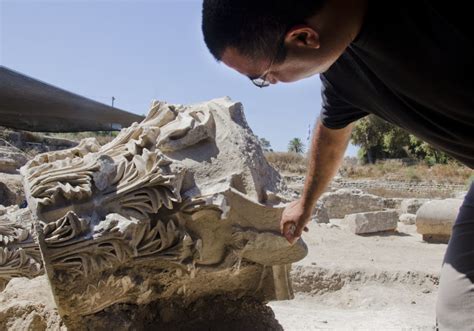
{"left": 280, "top": 199, "right": 311, "bottom": 245}
{"left": 280, "top": 121, "right": 353, "bottom": 245}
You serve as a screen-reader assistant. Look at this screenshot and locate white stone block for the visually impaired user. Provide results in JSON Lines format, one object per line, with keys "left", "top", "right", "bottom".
{"left": 344, "top": 210, "right": 398, "bottom": 234}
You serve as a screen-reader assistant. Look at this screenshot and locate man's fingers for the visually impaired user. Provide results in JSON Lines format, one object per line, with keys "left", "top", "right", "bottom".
{"left": 294, "top": 223, "right": 306, "bottom": 237}
{"left": 282, "top": 222, "right": 297, "bottom": 244}
{"left": 282, "top": 221, "right": 295, "bottom": 235}
{"left": 281, "top": 220, "right": 310, "bottom": 244}
{"left": 284, "top": 231, "right": 298, "bottom": 245}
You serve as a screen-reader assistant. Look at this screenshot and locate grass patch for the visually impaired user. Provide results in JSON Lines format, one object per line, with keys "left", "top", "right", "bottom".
{"left": 266, "top": 153, "right": 472, "bottom": 185}
{"left": 264, "top": 152, "right": 307, "bottom": 175}
{"left": 340, "top": 159, "right": 472, "bottom": 185}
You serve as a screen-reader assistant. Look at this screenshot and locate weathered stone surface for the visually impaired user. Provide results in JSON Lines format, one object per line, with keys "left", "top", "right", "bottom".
{"left": 0, "top": 205, "right": 43, "bottom": 291}
{"left": 399, "top": 213, "right": 416, "bottom": 225}
{"left": 344, "top": 210, "right": 399, "bottom": 234}
{"left": 383, "top": 197, "right": 404, "bottom": 210}
{"left": 315, "top": 189, "right": 386, "bottom": 223}
{"left": 0, "top": 173, "right": 25, "bottom": 207}
{"left": 312, "top": 199, "right": 329, "bottom": 223}
{"left": 400, "top": 198, "right": 430, "bottom": 215}
{"left": 0, "top": 147, "right": 28, "bottom": 173}
{"left": 1, "top": 97, "right": 307, "bottom": 327}
{"left": 416, "top": 199, "right": 462, "bottom": 243}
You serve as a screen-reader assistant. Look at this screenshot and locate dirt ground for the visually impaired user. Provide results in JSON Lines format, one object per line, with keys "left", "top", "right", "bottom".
{"left": 269, "top": 221, "right": 446, "bottom": 330}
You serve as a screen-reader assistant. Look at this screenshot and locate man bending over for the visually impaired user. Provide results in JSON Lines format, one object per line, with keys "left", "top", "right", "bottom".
{"left": 201, "top": 1, "right": 474, "bottom": 329}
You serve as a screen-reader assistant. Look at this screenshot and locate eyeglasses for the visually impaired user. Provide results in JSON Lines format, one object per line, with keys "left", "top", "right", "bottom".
{"left": 249, "top": 42, "right": 285, "bottom": 88}
{"left": 250, "top": 62, "right": 274, "bottom": 88}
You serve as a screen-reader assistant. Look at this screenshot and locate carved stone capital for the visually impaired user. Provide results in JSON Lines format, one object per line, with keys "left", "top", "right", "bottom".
{"left": 2, "top": 98, "right": 307, "bottom": 326}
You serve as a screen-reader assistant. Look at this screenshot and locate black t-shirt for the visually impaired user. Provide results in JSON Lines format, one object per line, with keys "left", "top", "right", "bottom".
{"left": 320, "top": 0, "right": 474, "bottom": 168}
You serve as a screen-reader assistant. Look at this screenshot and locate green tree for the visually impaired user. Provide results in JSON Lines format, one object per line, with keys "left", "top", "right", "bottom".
{"left": 351, "top": 115, "right": 393, "bottom": 163}
{"left": 408, "top": 135, "right": 453, "bottom": 165}
{"left": 259, "top": 137, "right": 273, "bottom": 152}
{"left": 351, "top": 114, "right": 453, "bottom": 164}
{"left": 288, "top": 138, "right": 305, "bottom": 154}
{"left": 382, "top": 125, "right": 411, "bottom": 157}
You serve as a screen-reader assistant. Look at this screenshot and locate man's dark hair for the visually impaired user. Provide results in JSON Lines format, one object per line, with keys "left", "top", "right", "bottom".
{"left": 202, "top": 0, "right": 326, "bottom": 62}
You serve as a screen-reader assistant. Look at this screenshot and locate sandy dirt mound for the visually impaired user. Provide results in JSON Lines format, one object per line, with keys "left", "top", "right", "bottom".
{"left": 0, "top": 276, "right": 64, "bottom": 330}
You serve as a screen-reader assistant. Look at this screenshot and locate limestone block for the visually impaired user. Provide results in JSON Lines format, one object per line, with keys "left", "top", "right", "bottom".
{"left": 416, "top": 199, "right": 462, "bottom": 243}
{"left": 1, "top": 98, "right": 307, "bottom": 327}
{"left": 318, "top": 189, "right": 386, "bottom": 220}
{"left": 344, "top": 210, "right": 399, "bottom": 234}
{"left": 400, "top": 198, "right": 430, "bottom": 214}
{"left": 399, "top": 213, "right": 416, "bottom": 225}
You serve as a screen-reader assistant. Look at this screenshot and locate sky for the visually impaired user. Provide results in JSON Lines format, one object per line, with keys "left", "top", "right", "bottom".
{"left": 0, "top": 0, "right": 357, "bottom": 155}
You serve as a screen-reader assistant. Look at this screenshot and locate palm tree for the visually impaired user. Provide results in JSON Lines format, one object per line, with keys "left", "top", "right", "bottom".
{"left": 288, "top": 138, "right": 304, "bottom": 154}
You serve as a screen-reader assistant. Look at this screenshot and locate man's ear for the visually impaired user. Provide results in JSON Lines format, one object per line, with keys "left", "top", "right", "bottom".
{"left": 284, "top": 25, "right": 320, "bottom": 49}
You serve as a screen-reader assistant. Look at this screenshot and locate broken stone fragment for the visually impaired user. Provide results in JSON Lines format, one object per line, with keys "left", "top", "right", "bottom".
{"left": 416, "top": 199, "right": 462, "bottom": 243}
{"left": 344, "top": 210, "right": 399, "bottom": 234}
{"left": 1, "top": 97, "right": 307, "bottom": 328}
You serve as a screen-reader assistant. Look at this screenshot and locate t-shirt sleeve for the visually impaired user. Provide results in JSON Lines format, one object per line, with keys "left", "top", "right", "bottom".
{"left": 319, "top": 75, "right": 369, "bottom": 129}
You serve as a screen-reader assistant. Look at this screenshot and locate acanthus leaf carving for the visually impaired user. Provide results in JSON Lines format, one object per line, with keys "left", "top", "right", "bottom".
{"left": 45, "top": 212, "right": 191, "bottom": 281}
{"left": 100, "top": 149, "right": 183, "bottom": 219}
{"left": 43, "top": 211, "right": 90, "bottom": 247}
{"left": 69, "top": 275, "right": 134, "bottom": 315}
{"left": 0, "top": 207, "right": 43, "bottom": 289}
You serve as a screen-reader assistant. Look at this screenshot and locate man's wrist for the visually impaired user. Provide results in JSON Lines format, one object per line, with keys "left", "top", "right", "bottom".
{"left": 299, "top": 195, "right": 316, "bottom": 217}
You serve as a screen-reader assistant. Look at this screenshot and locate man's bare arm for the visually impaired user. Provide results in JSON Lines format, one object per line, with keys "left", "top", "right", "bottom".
{"left": 280, "top": 119, "right": 354, "bottom": 244}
